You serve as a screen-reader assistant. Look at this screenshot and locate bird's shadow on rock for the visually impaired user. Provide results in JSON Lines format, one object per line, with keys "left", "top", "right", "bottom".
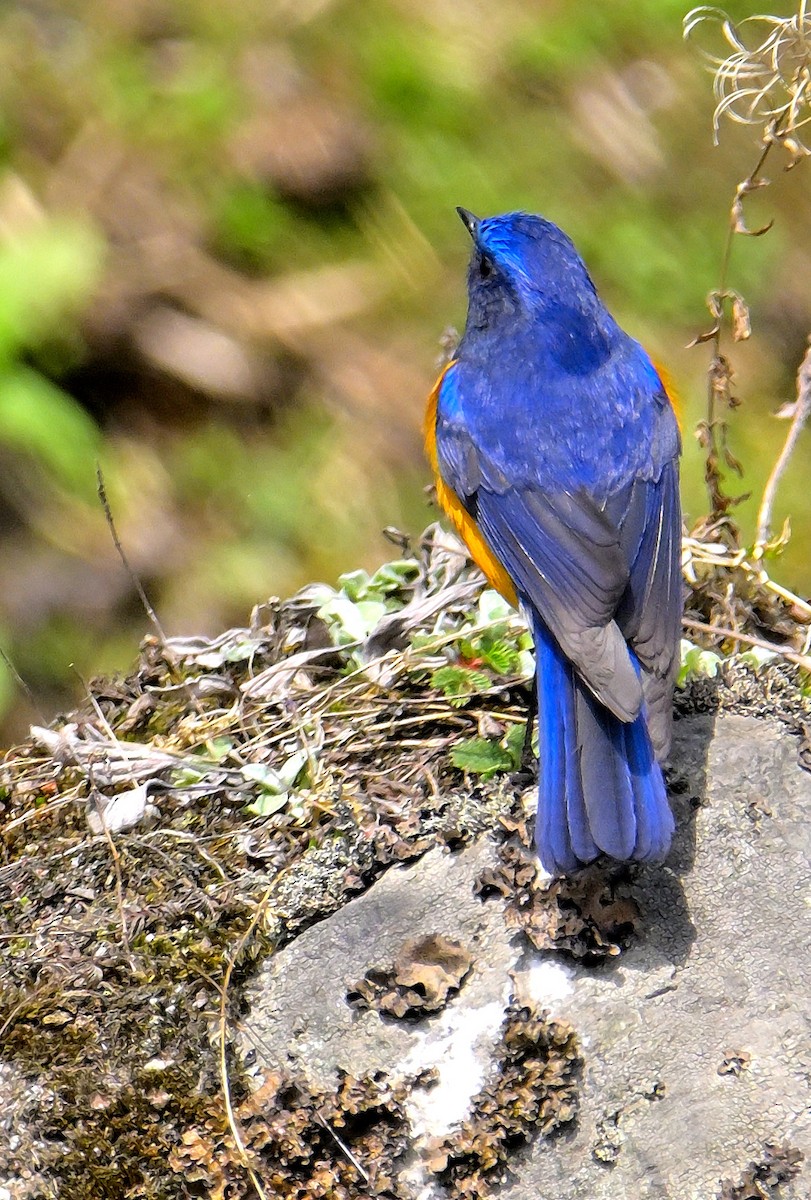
{"left": 629, "top": 709, "right": 716, "bottom": 972}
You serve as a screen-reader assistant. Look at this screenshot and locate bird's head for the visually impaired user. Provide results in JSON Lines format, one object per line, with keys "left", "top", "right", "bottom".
{"left": 456, "top": 209, "right": 616, "bottom": 364}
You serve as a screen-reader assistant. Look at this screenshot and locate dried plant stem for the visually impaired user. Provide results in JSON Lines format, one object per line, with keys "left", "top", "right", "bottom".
{"left": 0, "top": 646, "right": 44, "bottom": 722}
{"left": 761, "top": 574, "right": 811, "bottom": 616}
{"left": 71, "top": 667, "right": 133, "bottom": 958}
{"left": 0, "top": 995, "right": 31, "bottom": 1042}
{"left": 699, "top": 124, "right": 779, "bottom": 517}
{"left": 314, "top": 1113, "right": 371, "bottom": 1184}
{"left": 754, "top": 334, "right": 811, "bottom": 555}
{"left": 96, "top": 464, "right": 169, "bottom": 646}
{"left": 683, "top": 615, "right": 811, "bottom": 670}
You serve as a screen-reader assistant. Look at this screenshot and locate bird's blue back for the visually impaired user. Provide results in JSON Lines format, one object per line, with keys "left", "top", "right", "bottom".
{"left": 430, "top": 209, "right": 682, "bottom": 874}
{"left": 445, "top": 212, "right": 679, "bottom": 497}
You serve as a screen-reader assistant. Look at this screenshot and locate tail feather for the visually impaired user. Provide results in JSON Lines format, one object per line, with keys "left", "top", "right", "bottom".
{"left": 622, "top": 713, "right": 674, "bottom": 862}
{"left": 536, "top": 624, "right": 578, "bottom": 874}
{"left": 534, "top": 617, "right": 673, "bottom": 875}
{"left": 575, "top": 684, "right": 637, "bottom": 860}
{"left": 564, "top": 718, "right": 599, "bottom": 864}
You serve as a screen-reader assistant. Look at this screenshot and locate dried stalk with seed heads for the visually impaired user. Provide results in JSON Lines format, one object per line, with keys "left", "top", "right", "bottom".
{"left": 685, "top": 4, "right": 811, "bottom": 520}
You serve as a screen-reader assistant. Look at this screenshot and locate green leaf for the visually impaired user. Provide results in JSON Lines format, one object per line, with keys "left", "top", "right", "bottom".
{"left": 451, "top": 736, "right": 514, "bottom": 778}
{"left": 242, "top": 748, "right": 310, "bottom": 816}
{"left": 355, "top": 599, "right": 389, "bottom": 631}
{"left": 408, "top": 631, "right": 437, "bottom": 652}
{"left": 431, "top": 664, "right": 491, "bottom": 706}
{"left": 367, "top": 559, "right": 419, "bottom": 595}
{"left": 318, "top": 594, "right": 385, "bottom": 643}
{"left": 241, "top": 761, "right": 293, "bottom": 816}
{"left": 241, "top": 762, "right": 286, "bottom": 792}
{"left": 337, "top": 569, "right": 371, "bottom": 602}
{"left": 171, "top": 765, "right": 206, "bottom": 787}
{"left": 678, "top": 638, "right": 722, "bottom": 686}
{"left": 276, "top": 748, "right": 310, "bottom": 790}
{"left": 477, "top": 589, "right": 513, "bottom": 624}
{"left": 477, "top": 631, "right": 519, "bottom": 675}
{"left": 245, "top": 790, "right": 290, "bottom": 817}
{"left": 504, "top": 721, "right": 531, "bottom": 768}
{"left": 204, "top": 735, "right": 235, "bottom": 762}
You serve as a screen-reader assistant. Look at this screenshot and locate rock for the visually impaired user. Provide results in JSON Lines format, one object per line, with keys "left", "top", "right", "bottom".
{"left": 243, "top": 713, "right": 811, "bottom": 1198}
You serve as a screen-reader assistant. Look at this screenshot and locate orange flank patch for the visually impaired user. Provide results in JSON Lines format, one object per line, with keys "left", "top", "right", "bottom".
{"left": 424, "top": 364, "right": 518, "bottom": 607}
{"left": 652, "top": 359, "right": 682, "bottom": 429}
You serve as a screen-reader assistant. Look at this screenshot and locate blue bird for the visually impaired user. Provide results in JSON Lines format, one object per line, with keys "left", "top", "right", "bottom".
{"left": 425, "top": 209, "right": 682, "bottom": 874}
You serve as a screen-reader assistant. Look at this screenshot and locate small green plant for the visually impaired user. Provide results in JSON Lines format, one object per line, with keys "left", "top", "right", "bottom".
{"left": 450, "top": 721, "right": 527, "bottom": 780}
{"left": 431, "top": 624, "right": 522, "bottom": 707}
{"left": 317, "top": 560, "right": 420, "bottom": 651}
{"left": 431, "top": 663, "right": 493, "bottom": 707}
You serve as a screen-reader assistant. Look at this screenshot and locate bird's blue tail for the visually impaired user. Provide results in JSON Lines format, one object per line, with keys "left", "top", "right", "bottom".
{"left": 533, "top": 616, "right": 674, "bottom": 875}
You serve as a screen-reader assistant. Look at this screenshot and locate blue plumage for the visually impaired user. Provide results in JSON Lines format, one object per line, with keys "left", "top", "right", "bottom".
{"left": 434, "top": 209, "right": 682, "bottom": 874}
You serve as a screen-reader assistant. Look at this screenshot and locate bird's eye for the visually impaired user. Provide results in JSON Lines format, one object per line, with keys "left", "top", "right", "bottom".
{"left": 478, "top": 254, "right": 494, "bottom": 280}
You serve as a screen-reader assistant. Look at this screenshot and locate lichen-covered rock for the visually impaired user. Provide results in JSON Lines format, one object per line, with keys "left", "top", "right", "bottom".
{"left": 243, "top": 713, "right": 811, "bottom": 1198}
{"left": 2, "top": 600, "right": 809, "bottom": 1200}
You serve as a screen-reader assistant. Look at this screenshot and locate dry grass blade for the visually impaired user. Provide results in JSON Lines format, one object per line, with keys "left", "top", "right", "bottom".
{"left": 96, "top": 464, "right": 169, "bottom": 647}
{"left": 313, "top": 1113, "right": 371, "bottom": 1184}
{"left": 88, "top": 779, "right": 132, "bottom": 959}
{"left": 217, "top": 876, "right": 279, "bottom": 1200}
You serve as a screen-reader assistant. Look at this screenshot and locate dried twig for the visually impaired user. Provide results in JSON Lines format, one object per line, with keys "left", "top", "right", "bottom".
{"left": 683, "top": 615, "right": 811, "bottom": 670}
{"left": 689, "top": 125, "right": 779, "bottom": 519}
{"left": 96, "top": 463, "right": 169, "bottom": 646}
{"left": 0, "top": 646, "right": 45, "bottom": 723}
{"left": 313, "top": 1113, "right": 371, "bottom": 1184}
{"left": 755, "top": 335, "right": 811, "bottom": 554}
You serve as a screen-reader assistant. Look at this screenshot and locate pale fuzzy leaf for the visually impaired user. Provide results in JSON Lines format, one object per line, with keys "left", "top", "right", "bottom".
{"left": 87, "top": 783, "right": 153, "bottom": 834}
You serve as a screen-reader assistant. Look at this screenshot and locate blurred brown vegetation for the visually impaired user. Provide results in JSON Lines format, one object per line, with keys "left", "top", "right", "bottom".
{"left": 0, "top": 0, "right": 809, "bottom": 739}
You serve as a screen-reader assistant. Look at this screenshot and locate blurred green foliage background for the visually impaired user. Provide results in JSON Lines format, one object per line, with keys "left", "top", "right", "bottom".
{"left": 0, "top": 0, "right": 809, "bottom": 738}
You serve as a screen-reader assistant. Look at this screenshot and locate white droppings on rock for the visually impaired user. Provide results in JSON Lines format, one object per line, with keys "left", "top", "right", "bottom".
{"left": 402, "top": 998, "right": 509, "bottom": 1141}
{"left": 525, "top": 957, "right": 576, "bottom": 1005}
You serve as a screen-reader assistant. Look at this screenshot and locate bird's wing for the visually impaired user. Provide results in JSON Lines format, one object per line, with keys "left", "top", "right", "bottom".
{"left": 605, "top": 456, "right": 682, "bottom": 756}
{"left": 436, "top": 363, "right": 681, "bottom": 730}
{"left": 436, "top": 405, "right": 641, "bottom": 724}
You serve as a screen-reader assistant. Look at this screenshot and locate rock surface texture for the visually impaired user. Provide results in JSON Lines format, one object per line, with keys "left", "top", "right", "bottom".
{"left": 244, "top": 713, "right": 810, "bottom": 1199}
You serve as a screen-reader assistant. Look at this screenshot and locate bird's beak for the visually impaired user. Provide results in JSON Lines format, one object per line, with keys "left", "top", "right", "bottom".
{"left": 456, "top": 207, "right": 479, "bottom": 240}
